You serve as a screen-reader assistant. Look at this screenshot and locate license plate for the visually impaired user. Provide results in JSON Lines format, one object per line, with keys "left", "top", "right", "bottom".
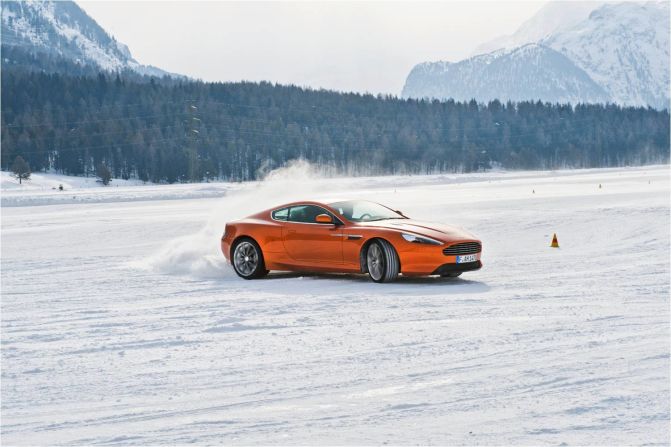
{"left": 456, "top": 254, "right": 478, "bottom": 263}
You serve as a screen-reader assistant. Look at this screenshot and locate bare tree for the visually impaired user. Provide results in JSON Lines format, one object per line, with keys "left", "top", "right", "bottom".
{"left": 11, "top": 156, "right": 30, "bottom": 184}
{"left": 96, "top": 163, "right": 112, "bottom": 186}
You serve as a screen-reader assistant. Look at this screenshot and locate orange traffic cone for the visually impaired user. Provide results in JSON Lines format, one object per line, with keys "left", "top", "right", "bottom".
{"left": 550, "top": 233, "right": 559, "bottom": 248}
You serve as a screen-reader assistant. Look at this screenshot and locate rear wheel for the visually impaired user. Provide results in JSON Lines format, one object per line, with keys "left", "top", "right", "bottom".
{"left": 366, "top": 239, "right": 399, "bottom": 283}
{"left": 231, "top": 238, "right": 268, "bottom": 279}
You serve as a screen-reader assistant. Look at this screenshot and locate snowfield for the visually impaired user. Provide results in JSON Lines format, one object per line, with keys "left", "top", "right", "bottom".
{"left": 1, "top": 164, "right": 669, "bottom": 445}
{"left": 0, "top": 171, "right": 240, "bottom": 207}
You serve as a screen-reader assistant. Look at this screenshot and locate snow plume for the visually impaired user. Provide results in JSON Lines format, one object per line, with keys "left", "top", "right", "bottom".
{"left": 139, "top": 159, "right": 328, "bottom": 279}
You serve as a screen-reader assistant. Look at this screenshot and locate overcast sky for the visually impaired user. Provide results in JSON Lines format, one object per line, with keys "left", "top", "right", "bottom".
{"left": 78, "top": 1, "right": 548, "bottom": 95}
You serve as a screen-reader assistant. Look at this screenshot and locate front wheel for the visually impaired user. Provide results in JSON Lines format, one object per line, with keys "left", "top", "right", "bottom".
{"left": 231, "top": 238, "right": 268, "bottom": 279}
{"left": 366, "top": 239, "right": 399, "bottom": 283}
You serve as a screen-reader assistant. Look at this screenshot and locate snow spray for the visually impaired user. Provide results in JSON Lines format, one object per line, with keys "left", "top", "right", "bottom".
{"left": 138, "top": 160, "right": 332, "bottom": 279}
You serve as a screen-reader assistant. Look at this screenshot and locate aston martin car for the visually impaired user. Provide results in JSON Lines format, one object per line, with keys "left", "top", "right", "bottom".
{"left": 221, "top": 200, "right": 482, "bottom": 282}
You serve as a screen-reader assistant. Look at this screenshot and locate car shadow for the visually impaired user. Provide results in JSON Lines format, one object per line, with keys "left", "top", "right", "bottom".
{"left": 258, "top": 271, "right": 490, "bottom": 293}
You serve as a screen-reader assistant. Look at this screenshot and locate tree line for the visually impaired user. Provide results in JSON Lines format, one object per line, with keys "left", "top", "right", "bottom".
{"left": 1, "top": 67, "right": 668, "bottom": 183}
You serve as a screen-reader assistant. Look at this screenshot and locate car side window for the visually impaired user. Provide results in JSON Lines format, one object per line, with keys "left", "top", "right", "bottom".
{"left": 288, "top": 205, "right": 332, "bottom": 224}
{"left": 272, "top": 207, "right": 289, "bottom": 221}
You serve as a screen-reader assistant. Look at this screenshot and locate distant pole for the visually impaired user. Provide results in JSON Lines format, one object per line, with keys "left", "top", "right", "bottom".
{"left": 187, "top": 100, "right": 201, "bottom": 182}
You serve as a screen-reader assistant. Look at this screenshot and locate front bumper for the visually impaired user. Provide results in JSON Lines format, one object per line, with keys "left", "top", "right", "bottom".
{"left": 395, "top": 238, "right": 482, "bottom": 275}
{"left": 431, "top": 260, "right": 482, "bottom": 275}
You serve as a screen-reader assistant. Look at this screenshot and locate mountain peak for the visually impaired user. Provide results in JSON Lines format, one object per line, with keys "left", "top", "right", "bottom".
{"left": 472, "top": 1, "right": 603, "bottom": 56}
{"left": 1, "top": 0, "right": 180, "bottom": 78}
{"left": 543, "top": 1, "right": 669, "bottom": 109}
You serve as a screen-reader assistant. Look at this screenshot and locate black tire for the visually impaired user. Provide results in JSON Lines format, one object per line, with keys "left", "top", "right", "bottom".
{"left": 231, "top": 238, "right": 269, "bottom": 279}
{"left": 440, "top": 272, "right": 462, "bottom": 278}
{"left": 366, "top": 239, "right": 399, "bottom": 283}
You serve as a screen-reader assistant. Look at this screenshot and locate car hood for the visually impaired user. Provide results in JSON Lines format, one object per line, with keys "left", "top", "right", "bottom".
{"left": 359, "top": 219, "right": 478, "bottom": 242}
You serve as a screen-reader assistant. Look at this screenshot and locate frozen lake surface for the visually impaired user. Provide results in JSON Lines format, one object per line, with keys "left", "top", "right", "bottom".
{"left": 2, "top": 165, "right": 669, "bottom": 445}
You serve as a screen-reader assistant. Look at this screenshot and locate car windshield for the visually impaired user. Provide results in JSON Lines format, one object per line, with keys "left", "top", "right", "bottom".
{"left": 328, "top": 200, "right": 406, "bottom": 222}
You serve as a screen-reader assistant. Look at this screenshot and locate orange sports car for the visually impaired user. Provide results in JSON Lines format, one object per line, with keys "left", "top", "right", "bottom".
{"left": 221, "top": 200, "right": 482, "bottom": 282}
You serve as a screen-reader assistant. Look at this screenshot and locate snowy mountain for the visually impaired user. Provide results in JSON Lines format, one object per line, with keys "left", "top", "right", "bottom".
{"left": 544, "top": 1, "right": 670, "bottom": 109}
{"left": 472, "top": 1, "right": 603, "bottom": 56}
{"left": 402, "top": 1, "right": 670, "bottom": 109}
{"left": 403, "top": 44, "right": 609, "bottom": 104}
{"left": 1, "top": 0, "right": 178, "bottom": 78}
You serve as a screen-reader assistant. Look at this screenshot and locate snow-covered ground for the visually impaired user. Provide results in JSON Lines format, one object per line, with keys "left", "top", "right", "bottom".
{"left": 1, "top": 171, "right": 241, "bottom": 206}
{"left": 1, "top": 164, "right": 669, "bottom": 445}
{"left": 0, "top": 170, "right": 151, "bottom": 191}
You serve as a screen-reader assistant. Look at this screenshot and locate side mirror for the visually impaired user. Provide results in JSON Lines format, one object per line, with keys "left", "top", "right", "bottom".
{"left": 315, "top": 213, "right": 333, "bottom": 224}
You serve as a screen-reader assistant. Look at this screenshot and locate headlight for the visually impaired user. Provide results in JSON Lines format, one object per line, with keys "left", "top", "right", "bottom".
{"left": 401, "top": 233, "right": 443, "bottom": 245}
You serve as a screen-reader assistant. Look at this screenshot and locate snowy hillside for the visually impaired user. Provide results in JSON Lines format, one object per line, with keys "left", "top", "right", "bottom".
{"left": 1, "top": 0, "right": 177, "bottom": 77}
{"left": 403, "top": 1, "right": 670, "bottom": 108}
{"left": 402, "top": 44, "right": 609, "bottom": 104}
{"left": 544, "top": 1, "right": 670, "bottom": 110}
{"left": 2, "top": 164, "right": 668, "bottom": 444}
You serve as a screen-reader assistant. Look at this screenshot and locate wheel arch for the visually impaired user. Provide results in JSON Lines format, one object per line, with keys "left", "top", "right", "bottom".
{"left": 359, "top": 236, "right": 401, "bottom": 274}
{"left": 230, "top": 235, "right": 269, "bottom": 279}
{"left": 230, "top": 234, "right": 258, "bottom": 259}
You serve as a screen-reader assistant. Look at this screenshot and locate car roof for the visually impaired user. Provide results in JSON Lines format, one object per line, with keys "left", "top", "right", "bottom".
{"left": 271, "top": 200, "right": 328, "bottom": 209}
{"left": 272, "top": 199, "right": 381, "bottom": 208}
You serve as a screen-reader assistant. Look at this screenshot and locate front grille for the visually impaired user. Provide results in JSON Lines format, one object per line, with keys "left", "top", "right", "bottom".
{"left": 442, "top": 242, "right": 481, "bottom": 256}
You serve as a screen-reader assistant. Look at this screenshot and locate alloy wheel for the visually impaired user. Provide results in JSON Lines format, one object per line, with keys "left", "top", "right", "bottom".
{"left": 233, "top": 241, "right": 258, "bottom": 277}
{"left": 367, "top": 243, "right": 384, "bottom": 281}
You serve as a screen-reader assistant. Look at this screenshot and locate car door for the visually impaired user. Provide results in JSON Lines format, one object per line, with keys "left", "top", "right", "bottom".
{"left": 282, "top": 205, "right": 343, "bottom": 264}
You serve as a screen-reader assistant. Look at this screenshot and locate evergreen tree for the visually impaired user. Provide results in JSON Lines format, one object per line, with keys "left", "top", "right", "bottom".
{"left": 1, "top": 66, "right": 668, "bottom": 183}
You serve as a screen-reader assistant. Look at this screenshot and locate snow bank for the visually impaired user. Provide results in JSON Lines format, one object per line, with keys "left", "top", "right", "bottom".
{"left": 0, "top": 171, "right": 240, "bottom": 206}
{"left": 4, "top": 164, "right": 664, "bottom": 207}
{"left": 0, "top": 170, "right": 146, "bottom": 191}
